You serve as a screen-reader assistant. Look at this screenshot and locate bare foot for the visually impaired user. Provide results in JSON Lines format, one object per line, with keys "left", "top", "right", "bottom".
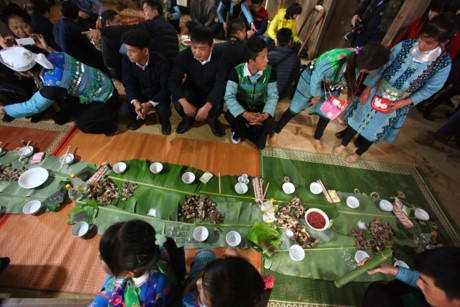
{"left": 314, "top": 139, "right": 324, "bottom": 153}
{"left": 333, "top": 145, "right": 347, "bottom": 156}
{"left": 268, "top": 132, "right": 279, "bottom": 147}
{"left": 346, "top": 153, "right": 361, "bottom": 163}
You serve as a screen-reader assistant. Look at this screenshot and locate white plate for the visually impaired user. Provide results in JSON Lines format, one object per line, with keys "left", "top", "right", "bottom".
{"left": 18, "top": 167, "right": 49, "bottom": 189}
{"left": 414, "top": 208, "right": 430, "bottom": 221}
{"left": 289, "top": 245, "right": 305, "bottom": 261}
{"left": 150, "top": 162, "right": 163, "bottom": 174}
{"left": 282, "top": 182, "right": 295, "bottom": 194}
{"left": 394, "top": 260, "right": 410, "bottom": 269}
{"left": 22, "top": 200, "right": 42, "bottom": 215}
{"left": 309, "top": 182, "right": 322, "bottom": 194}
{"left": 355, "top": 250, "right": 370, "bottom": 264}
{"left": 346, "top": 196, "right": 360, "bottom": 209}
{"left": 379, "top": 199, "right": 393, "bottom": 212}
{"left": 182, "top": 172, "right": 195, "bottom": 184}
{"left": 18, "top": 146, "right": 33, "bottom": 157}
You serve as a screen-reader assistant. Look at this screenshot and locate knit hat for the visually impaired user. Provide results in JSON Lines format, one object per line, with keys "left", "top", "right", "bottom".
{"left": 285, "top": 2, "right": 302, "bottom": 19}
{"left": 121, "top": 29, "right": 151, "bottom": 50}
{"left": 0, "top": 46, "right": 53, "bottom": 72}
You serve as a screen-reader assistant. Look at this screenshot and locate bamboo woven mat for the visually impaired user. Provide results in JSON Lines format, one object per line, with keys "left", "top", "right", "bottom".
{"left": 0, "top": 120, "right": 76, "bottom": 155}
{"left": 0, "top": 131, "right": 261, "bottom": 295}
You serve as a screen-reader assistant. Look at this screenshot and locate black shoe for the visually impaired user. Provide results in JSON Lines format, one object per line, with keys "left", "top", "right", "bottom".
{"left": 2, "top": 113, "right": 14, "bottom": 123}
{"left": 128, "top": 120, "right": 144, "bottom": 131}
{"left": 176, "top": 120, "right": 192, "bottom": 134}
{"left": 161, "top": 121, "right": 171, "bottom": 135}
{"left": 30, "top": 113, "right": 44, "bottom": 123}
{"left": 335, "top": 129, "right": 346, "bottom": 139}
{"left": 0, "top": 257, "right": 10, "bottom": 273}
{"left": 209, "top": 120, "right": 224, "bottom": 137}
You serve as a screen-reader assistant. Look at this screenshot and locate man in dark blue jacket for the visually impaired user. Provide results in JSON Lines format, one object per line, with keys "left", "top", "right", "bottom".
{"left": 169, "top": 27, "right": 227, "bottom": 136}
{"left": 268, "top": 28, "right": 300, "bottom": 99}
{"left": 120, "top": 29, "right": 171, "bottom": 134}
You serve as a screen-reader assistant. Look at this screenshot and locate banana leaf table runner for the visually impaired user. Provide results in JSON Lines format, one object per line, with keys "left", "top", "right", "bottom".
{"left": 260, "top": 147, "right": 460, "bottom": 306}
{"left": 0, "top": 152, "right": 96, "bottom": 213}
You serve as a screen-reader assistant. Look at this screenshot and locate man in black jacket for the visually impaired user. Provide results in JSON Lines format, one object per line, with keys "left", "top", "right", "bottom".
{"left": 84, "top": 0, "right": 178, "bottom": 66}
{"left": 268, "top": 28, "right": 300, "bottom": 99}
{"left": 120, "top": 29, "right": 171, "bottom": 134}
{"left": 169, "top": 27, "right": 227, "bottom": 136}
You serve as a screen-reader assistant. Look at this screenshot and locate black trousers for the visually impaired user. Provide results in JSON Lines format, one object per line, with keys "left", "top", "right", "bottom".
{"left": 225, "top": 110, "right": 274, "bottom": 150}
{"left": 173, "top": 88, "right": 222, "bottom": 126}
{"left": 341, "top": 126, "right": 373, "bottom": 155}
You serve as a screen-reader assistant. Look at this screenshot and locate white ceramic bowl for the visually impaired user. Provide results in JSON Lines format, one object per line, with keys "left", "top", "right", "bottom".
{"left": 346, "top": 196, "right": 360, "bottom": 209}
{"left": 18, "top": 167, "right": 49, "bottom": 189}
{"left": 150, "top": 162, "right": 163, "bottom": 174}
{"left": 192, "top": 226, "right": 209, "bottom": 242}
{"left": 379, "top": 199, "right": 393, "bottom": 212}
{"left": 225, "top": 231, "right": 242, "bottom": 247}
{"left": 289, "top": 245, "right": 305, "bottom": 261}
{"left": 309, "top": 182, "right": 323, "bottom": 195}
{"left": 71, "top": 221, "right": 90, "bottom": 238}
{"left": 262, "top": 211, "right": 275, "bottom": 223}
{"left": 182, "top": 172, "right": 196, "bottom": 184}
{"left": 22, "top": 200, "right": 42, "bottom": 215}
{"left": 59, "top": 153, "right": 75, "bottom": 165}
{"left": 113, "top": 162, "right": 127, "bottom": 174}
{"left": 414, "top": 208, "right": 430, "bottom": 221}
{"left": 305, "top": 208, "right": 330, "bottom": 231}
{"left": 355, "top": 250, "right": 370, "bottom": 264}
{"left": 234, "top": 182, "right": 248, "bottom": 194}
{"left": 18, "top": 146, "right": 33, "bottom": 157}
{"left": 282, "top": 182, "right": 295, "bottom": 195}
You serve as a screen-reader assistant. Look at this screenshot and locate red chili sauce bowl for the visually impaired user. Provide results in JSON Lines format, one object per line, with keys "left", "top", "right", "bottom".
{"left": 305, "top": 208, "right": 330, "bottom": 231}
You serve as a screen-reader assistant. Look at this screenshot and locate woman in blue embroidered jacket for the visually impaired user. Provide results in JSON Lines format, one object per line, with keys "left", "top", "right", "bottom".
{"left": 0, "top": 46, "right": 118, "bottom": 135}
{"left": 363, "top": 247, "right": 460, "bottom": 307}
{"left": 91, "top": 220, "right": 183, "bottom": 307}
{"left": 335, "top": 13, "right": 457, "bottom": 163}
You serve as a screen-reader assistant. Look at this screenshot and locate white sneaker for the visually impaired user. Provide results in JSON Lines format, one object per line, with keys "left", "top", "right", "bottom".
{"left": 231, "top": 131, "right": 241, "bottom": 144}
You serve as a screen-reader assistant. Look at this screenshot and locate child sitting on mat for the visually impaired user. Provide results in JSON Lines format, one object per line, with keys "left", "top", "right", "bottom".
{"left": 182, "top": 248, "right": 272, "bottom": 307}
{"left": 91, "top": 220, "right": 185, "bottom": 307}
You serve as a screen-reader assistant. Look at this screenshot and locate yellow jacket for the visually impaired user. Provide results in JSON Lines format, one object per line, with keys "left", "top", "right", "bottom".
{"left": 267, "top": 8, "right": 300, "bottom": 43}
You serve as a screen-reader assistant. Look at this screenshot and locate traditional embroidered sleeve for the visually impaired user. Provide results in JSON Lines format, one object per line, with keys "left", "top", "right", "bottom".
{"left": 409, "top": 64, "right": 451, "bottom": 105}
{"left": 216, "top": 2, "right": 226, "bottom": 23}
{"left": 170, "top": 5, "right": 181, "bottom": 20}
{"left": 395, "top": 267, "right": 420, "bottom": 289}
{"left": 225, "top": 68, "right": 246, "bottom": 117}
{"left": 309, "top": 57, "right": 335, "bottom": 97}
{"left": 3, "top": 90, "right": 55, "bottom": 118}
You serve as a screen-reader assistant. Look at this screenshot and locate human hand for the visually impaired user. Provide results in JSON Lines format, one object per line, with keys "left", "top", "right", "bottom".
{"left": 195, "top": 103, "right": 211, "bottom": 121}
{"left": 30, "top": 34, "right": 52, "bottom": 52}
{"left": 0, "top": 105, "right": 4, "bottom": 114}
{"left": 78, "top": 10, "right": 90, "bottom": 19}
{"left": 133, "top": 100, "right": 144, "bottom": 120}
{"left": 359, "top": 87, "right": 371, "bottom": 104}
{"left": 0, "top": 35, "right": 14, "bottom": 48}
{"left": 368, "top": 263, "right": 398, "bottom": 276}
{"left": 388, "top": 98, "right": 412, "bottom": 111}
{"left": 96, "top": 17, "right": 103, "bottom": 30}
{"left": 310, "top": 96, "right": 321, "bottom": 105}
{"left": 242, "top": 111, "right": 261, "bottom": 124}
{"left": 223, "top": 22, "right": 227, "bottom": 32}
{"left": 165, "top": 11, "right": 172, "bottom": 20}
{"left": 246, "top": 29, "right": 255, "bottom": 38}
{"left": 180, "top": 99, "right": 197, "bottom": 117}
{"left": 82, "top": 28, "right": 101, "bottom": 40}
{"left": 250, "top": 22, "right": 257, "bottom": 32}
{"left": 140, "top": 102, "right": 152, "bottom": 119}
{"left": 351, "top": 14, "right": 361, "bottom": 27}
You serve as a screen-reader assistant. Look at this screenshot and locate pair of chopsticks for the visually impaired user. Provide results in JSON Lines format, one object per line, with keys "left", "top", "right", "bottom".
{"left": 18, "top": 140, "right": 31, "bottom": 161}
{"left": 317, "top": 179, "right": 333, "bottom": 203}
{"left": 252, "top": 177, "right": 270, "bottom": 203}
